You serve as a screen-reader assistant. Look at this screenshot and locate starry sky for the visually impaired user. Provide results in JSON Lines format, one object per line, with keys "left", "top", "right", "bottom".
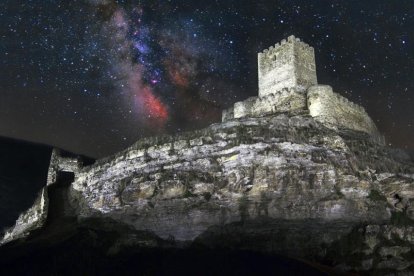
{"left": 1, "top": 0, "right": 413, "bottom": 158}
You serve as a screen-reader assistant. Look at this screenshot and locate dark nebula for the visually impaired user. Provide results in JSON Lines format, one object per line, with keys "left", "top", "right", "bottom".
{"left": 1, "top": 0, "right": 413, "bottom": 158}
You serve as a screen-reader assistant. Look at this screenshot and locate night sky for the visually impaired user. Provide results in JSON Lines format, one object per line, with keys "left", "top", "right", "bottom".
{"left": 1, "top": 0, "right": 413, "bottom": 158}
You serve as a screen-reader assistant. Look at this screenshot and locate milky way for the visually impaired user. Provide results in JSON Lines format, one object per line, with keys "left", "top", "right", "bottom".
{"left": 1, "top": 0, "right": 413, "bottom": 157}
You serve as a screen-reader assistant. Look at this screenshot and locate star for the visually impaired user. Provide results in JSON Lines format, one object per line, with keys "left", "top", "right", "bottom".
{"left": 0, "top": 0, "right": 412, "bottom": 157}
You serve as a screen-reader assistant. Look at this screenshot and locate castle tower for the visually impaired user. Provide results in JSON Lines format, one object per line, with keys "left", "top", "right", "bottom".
{"left": 258, "top": 35, "right": 317, "bottom": 97}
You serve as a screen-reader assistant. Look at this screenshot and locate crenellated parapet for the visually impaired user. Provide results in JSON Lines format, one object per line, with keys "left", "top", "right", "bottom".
{"left": 259, "top": 35, "right": 312, "bottom": 55}
{"left": 258, "top": 36, "right": 313, "bottom": 69}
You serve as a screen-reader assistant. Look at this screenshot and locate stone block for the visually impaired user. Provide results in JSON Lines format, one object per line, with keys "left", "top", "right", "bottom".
{"left": 233, "top": 99, "right": 254, "bottom": 119}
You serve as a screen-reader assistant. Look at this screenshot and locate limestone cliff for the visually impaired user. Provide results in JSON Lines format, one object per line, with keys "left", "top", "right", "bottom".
{"left": 1, "top": 36, "right": 414, "bottom": 274}
{"left": 4, "top": 112, "right": 413, "bottom": 273}
{"left": 70, "top": 114, "right": 414, "bottom": 273}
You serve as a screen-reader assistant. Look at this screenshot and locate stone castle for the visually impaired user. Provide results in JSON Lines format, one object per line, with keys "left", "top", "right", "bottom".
{"left": 223, "top": 35, "right": 380, "bottom": 138}
{"left": 2, "top": 35, "right": 385, "bottom": 244}
{"left": 4, "top": 36, "right": 413, "bottom": 274}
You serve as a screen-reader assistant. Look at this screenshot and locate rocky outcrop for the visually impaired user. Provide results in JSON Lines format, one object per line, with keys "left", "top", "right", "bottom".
{"left": 3, "top": 112, "right": 413, "bottom": 274}
{"left": 47, "top": 112, "right": 414, "bottom": 274}
{"left": 1, "top": 188, "right": 48, "bottom": 245}
{"left": 0, "top": 137, "right": 51, "bottom": 230}
{"left": 1, "top": 36, "right": 413, "bottom": 274}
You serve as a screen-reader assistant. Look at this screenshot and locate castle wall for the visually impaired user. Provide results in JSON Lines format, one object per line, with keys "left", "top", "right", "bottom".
{"left": 222, "top": 88, "right": 307, "bottom": 121}
{"left": 307, "top": 85, "right": 380, "bottom": 137}
{"left": 294, "top": 41, "right": 317, "bottom": 90}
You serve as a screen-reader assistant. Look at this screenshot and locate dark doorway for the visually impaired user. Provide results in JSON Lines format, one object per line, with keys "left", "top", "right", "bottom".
{"left": 47, "top": 171, "right": 76, "bottom": 222}
{"left": 55, "top": 171, "right": 75, "bottom": 187}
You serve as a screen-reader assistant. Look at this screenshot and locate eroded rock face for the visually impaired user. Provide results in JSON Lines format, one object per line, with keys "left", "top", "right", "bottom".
{"left": 1, "top": 188, "right": 48, "bottom": 245}
{"left": 3, "top": 35, "right": 414, "bottom": 274}
{"left": 325, "top": 224, "right": 414, "bottom": 272}
{"left": 40, "top": 112, "right": 411, "bottom": 273}
{"left": 3, "top": 112, "right": 413, "bottom": 274}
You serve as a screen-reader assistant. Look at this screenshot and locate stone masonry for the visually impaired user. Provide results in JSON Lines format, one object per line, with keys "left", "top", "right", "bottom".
{"left": 47, "top": 149, "right": 82, "bottom": 186}
{"left": 258, "top": 35, "right": 317, "bottom": 96}
{"left": 3, "top": 35, "right": 413, "bottom": 274}
{"left": 223, "top": 35, "right": 381, "bottom": 141}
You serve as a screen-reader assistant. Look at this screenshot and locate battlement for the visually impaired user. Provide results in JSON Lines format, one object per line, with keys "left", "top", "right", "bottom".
{"left": 258, "top": 35, "right": 317, "bottom": 97}
{"left": 258, "top": 35, "right": 312, "bottom": 56}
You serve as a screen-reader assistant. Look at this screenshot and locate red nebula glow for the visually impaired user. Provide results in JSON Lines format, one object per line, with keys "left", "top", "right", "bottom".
{"left": 141, "top": 87, "right": 168, "bottom": 124}
{"left": 107, "top": 7, "right": 168, "bottom": 129}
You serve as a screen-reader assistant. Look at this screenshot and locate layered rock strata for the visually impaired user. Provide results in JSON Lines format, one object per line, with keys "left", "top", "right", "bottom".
{"left": 2, "top": 36, "right": 413, "bottom": 274}
{"left": 43, "top": 113, "right": 414, "bottom": 273}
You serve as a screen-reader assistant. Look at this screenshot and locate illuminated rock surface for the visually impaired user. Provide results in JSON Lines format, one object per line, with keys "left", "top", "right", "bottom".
{"left": 1, "top": 36, "right": 413, "bottom": 274}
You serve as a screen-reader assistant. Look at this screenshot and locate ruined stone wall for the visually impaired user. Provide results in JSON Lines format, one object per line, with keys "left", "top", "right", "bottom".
{"left": 307, "top": 85, "right": 380, "bottom": 138}
{"left": 47, "top": 149, "right": 81, "bottom": 186}
{"left": 222, "top": 88, "right": 307, "bottom": 121}
{"left": 258, "top": 35, "right": 317, "bottom": 97}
